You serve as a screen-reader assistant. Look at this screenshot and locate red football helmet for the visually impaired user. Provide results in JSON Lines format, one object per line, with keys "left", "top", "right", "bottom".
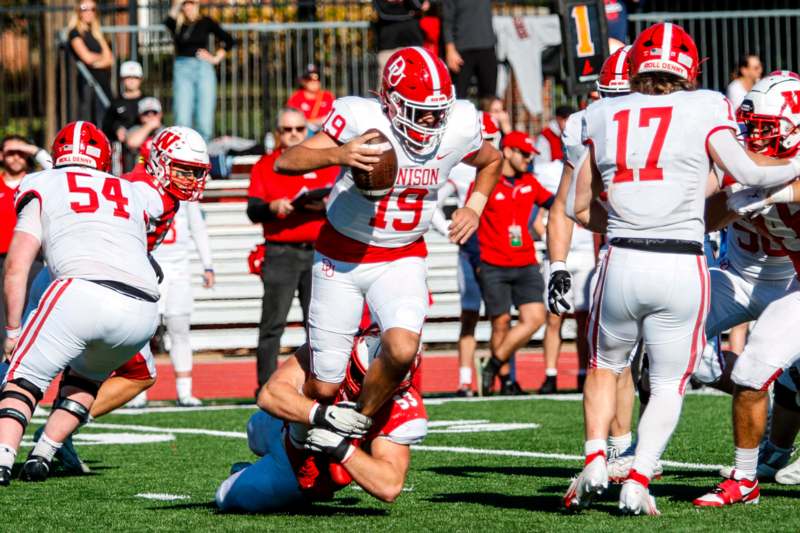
{"left": 380, "top": 46, "right": 455, "bottom": 156}
{"left": 630, "top": 22, "right": 699, "bottom": 82}
{"left": 597, "top": 45, "right": 632, "bottom": 95}
{"left": 51, "top": 121, "right": 111, "bottom": 172}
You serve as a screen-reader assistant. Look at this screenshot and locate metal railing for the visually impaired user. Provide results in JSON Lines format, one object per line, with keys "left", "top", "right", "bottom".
{"left": 630, "top": 10, "right": 800, "bottom": 93}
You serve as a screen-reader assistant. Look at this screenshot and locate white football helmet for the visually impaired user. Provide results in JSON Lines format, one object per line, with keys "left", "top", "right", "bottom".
{"left": 738, "top": 73, "right": 800, "bottom": 157}
{"left": 146, "top": 126, "right": 211, "bottom": 201}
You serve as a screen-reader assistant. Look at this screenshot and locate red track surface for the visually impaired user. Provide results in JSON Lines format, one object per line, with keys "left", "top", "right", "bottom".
{"left": 42, "top": 350, "right": 580, "bottom": 403}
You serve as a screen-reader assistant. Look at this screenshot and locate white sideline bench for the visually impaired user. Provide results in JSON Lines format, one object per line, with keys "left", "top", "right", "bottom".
{"left": 184, "top": 182, "right": 576, "bottom": 352}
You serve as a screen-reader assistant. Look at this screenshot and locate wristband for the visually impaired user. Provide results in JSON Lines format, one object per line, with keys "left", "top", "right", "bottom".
{"left": 5, "top": 326, "right": 21, "bottom": 339}
{"left": 550, "top": 261, "right": 568, "bottom": 273}
{"left": 769, "top": 184, "right": 795, "bottom": 204}
{"left": 465, "top": 191, "right": 488, "bottom": 216}
{"left": 308, "top": 402, "right": 320, "bottom": 425}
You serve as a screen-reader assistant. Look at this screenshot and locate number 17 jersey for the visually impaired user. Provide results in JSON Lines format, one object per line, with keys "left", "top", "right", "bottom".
{"left": 582, "top": 90, "right": 737, "bottom": 243}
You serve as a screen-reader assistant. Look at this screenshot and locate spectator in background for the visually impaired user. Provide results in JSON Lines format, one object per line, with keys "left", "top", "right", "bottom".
{"left": 373, "top": 0, "right": 427, "bottom": 76}
{"left": 477, "top": 132, "right": 553, "bottom": 395}
{"left": 481, "top": 96, "right": 512, "bottom": 135}
{"left": 604, "top": 0, "right": 629, "bottom": 43}
{"left": 103, "top": 60, "right": 146, "bottom": 172}
{"left": 166, "top": 0, "right": 235, "bottom": 141}
{"left": 66, "top": 0, "right": 114, "bottom": 125}
{"left": 126, "top": 97, "right": 164, "bottom": 156}
{"left": 442, "top": 0, "right": 497, "bottom": 99}
{"left": 246, "top": 109, "right": 338, "bottom": 388}
{"left": 286, "top": 64, "right": 335, "bottom": 133}
{"left": 727, "top": 54, "right": 763, "bottom": 110}
{"left": 533, "top": 105, "right": 574, "bottom": 168}
{"left": 0, "top": 136, "right": 51, "bottom": 346}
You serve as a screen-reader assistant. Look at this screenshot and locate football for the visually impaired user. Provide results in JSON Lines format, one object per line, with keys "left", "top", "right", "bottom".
{"left": 351, "top": 128, "right": 397, "bottom": 200}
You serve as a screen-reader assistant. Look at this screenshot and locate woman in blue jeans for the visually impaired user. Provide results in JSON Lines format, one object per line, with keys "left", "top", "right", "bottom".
{"left": 165, "top": 0, "right": 234, "bottom": 141}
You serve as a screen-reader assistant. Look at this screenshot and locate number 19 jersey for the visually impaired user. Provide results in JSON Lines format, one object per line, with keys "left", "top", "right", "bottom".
{"left": 319, "top": 96, "right": 483, "bottom": 259}
{"left": 582, "top": 90, "right": 737, "bottom": 243}
{"left": 15, "top": 166, "right": 168, "bottom": 299}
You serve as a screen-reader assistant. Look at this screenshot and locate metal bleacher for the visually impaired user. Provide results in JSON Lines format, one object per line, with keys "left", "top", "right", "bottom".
{"left": 188, "top": 177, "right": 574, "bottom": 352}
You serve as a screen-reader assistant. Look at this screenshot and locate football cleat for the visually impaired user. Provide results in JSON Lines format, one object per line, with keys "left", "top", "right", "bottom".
{"left": 693, "top": 473, "right": 760, "bottom": 507}
{"left": 720, "top": 442, "right": 794, "bottom": 481}
{"left": 563, "top": 451, "right": 608, "bottom": 511}
{"left": 177, "top": 396, "right": 203, "bottom": 407}
{"left": 20, "top": 454, "right": 51, "bottom": 482}
{"left": 480, "top": 358, "right": 501, "bottom": 396}
{"left": 775, "top": 456, "right": 800, "bottom": 485}
{"left": 499, "top": 380, "right": 525, "bottom": 396}
{"left": 126, "top": 391, "right": 148, "bottom": 408}
{"left": 537, "top": 375, "right": 558, "bottom": 395}
{"left": 0, "top": 466, "right": 11, "bottom": 486}
{"left": 607, "top": 448, "right": 663, "bottom": 483}
{"left": 618, "top": 471, "right": 660, "bottom": 516}
{"left": 33, "top": 428, "right": 90, "bottom": 475}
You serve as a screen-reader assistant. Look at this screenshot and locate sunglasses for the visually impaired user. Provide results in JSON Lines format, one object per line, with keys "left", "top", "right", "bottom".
{"left": 141, "top": 110, "right": 160, "bottom": 116}
{"left": 514, "top": 148, "right": 534, "bottom": 160}
{"left": 280, "top": 126, "right": 306, "bottom": 133}
{"left": 79, "top": 5, "right": 96, "bottom": 12}
{"left": 2, "top": 150, "right": 27, "bottom": 158}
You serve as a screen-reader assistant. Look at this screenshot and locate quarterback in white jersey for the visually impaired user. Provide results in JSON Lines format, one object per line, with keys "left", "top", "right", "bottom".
{"left": 275, "top": 46, "right": 501, "bottom": 418}
{"left": 151, "top": 200, "right": 214, "bottom": 406}
{"left": 0, "top": 122, "right": 168, "bottom": 486}
{"left": 567, "top": 24, "right": 800, "bottom": 515}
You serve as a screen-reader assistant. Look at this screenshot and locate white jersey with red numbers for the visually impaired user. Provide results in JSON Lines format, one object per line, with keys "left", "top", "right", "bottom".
{"left": 321, "top": 96, "right": 483, "bottom": 250}
{"left": 724, "top": 218, "right": 795, "bottom": 281}
{"left": 15, "top": 166, "right": 168, "bottom": 299}
{"left": 562, "top": 109, "right": 587, "bottom": 169}
{"left": 749, "top": 203, "right": 800, "bottom": 276}
{"left": 152, "top": 200, "right": 213, "bottom": 268}
{"left": 583, "top": 89, "right": 738, "bottom": 243}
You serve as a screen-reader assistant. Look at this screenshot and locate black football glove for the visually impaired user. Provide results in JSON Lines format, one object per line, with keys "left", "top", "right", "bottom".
{"left": 547, "top": 262, "right": 573, "bottom": 316}
{"left": 309, "top": 401, "right": 372, "bottom": 438}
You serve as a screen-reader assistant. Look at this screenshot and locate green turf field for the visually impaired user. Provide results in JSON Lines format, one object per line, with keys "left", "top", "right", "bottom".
{"left": 7, "top": 393, "right": 800, "bottom": 532}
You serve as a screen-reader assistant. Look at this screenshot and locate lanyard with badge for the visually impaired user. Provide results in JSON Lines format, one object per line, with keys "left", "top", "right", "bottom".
{"left": 507, "top": 178, "right": 523, "bottom": 248}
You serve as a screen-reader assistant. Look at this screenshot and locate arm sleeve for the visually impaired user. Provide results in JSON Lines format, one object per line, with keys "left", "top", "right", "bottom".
{"left": 708, "top": 129, "right": 800, "bottom": 188}
{"left": 209, "top": 17, "right": 235, "bottom": 50}
{"left": 14, "top": 198, "right": 42, "bottom": 242}
{"left": 441, "top": 0, "right": 455, "bottom": 44}
{"left": 187, "top": 202, "right": 213, "bottom": 270}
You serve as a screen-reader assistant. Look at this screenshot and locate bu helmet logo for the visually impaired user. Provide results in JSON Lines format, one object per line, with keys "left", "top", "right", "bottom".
{"left": 386, "top": 56, "right": 407, "bottom": 87}
{"left": 781, "top": 90, "right": 800, "bottom": 113}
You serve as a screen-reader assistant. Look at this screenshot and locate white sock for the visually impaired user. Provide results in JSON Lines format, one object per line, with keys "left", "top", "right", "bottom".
{"left": 176, "top": 377, "right": 193, "bottom": 400}
{"left": 0, "top": 444, "right": 16, "bottom": 469}
{"left": 459, "top": 367, "right": 472, "bottom": 386}
{"left": 733, "top": 447, "right": 758, "bottom": 480}
{"left": 545, "top": 368, "right": 558, "bottom": 377}
{"left": 585, "top": 439, "right": 606, "bottom": 460}
{"left": 630, "top": 383, "right": 684, "bottom": 479}
{"left": 31, "top": 432, "right": 62, "bottom": 462}
{"left": 608, "top": 432, "right": 632, "bottom": 454}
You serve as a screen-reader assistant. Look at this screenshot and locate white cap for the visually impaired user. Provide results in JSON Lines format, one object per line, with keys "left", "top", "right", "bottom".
{"left": 120, "top": 60, "right": 143, "bottom": 79}
{"left": 138, "top": 96, "right": 162, "bottom": 115}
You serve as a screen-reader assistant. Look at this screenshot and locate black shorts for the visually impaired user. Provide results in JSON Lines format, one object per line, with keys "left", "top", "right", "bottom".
{"left": 478, "top": 262, "right": 544, "bottom": 317}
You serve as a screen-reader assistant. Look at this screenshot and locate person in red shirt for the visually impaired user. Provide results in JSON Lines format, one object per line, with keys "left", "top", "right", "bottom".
{"left": 476, "top": 131, "right": 553, "bottom": 395}
{"left": 0, "top": 135, "right": 51, "bottom": 347}
{"left": 247, "top": 108, "right": 339, "bottom": 387}
{"left": 286, "top": 64, "right": 334, "bottom": 132}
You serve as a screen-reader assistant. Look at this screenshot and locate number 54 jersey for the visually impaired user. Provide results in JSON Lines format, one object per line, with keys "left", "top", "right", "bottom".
{"left": 320, "top": 96, "right": 483, "bottom": 258}
{"left": 582, "top": 90, "right": 737, "bottom": 243}
{"left": 15, "top": 165, "right": 169, "bottom": 299}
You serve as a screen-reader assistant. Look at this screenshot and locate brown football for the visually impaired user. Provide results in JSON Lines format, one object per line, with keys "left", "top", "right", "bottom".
{"left": 351, "top": 128, "right": 398, "bottom": 200}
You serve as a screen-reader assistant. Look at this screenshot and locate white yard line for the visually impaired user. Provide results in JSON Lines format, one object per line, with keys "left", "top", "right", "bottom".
{"left": 136, "top": 493, "right": 190, "bottom": 501}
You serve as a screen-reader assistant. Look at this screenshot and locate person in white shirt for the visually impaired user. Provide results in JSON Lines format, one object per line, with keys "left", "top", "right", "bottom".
{"left": 726, "top": 54, "right": 763, "bottom": 110}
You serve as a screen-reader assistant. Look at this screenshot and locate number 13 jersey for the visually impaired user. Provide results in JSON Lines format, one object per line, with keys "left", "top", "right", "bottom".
{"left": 15, "top": 166, "right": 169, "bottom": 299}
{"left": 319, "top": 96, "right": 483, "bottom": 260}
{"left": 582, "top": 90, "right": 737, "bottom": 243}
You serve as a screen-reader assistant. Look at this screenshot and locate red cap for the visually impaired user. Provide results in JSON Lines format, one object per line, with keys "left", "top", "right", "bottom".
{"left": 501, "top": 131, "right": 538, "bottom": 154}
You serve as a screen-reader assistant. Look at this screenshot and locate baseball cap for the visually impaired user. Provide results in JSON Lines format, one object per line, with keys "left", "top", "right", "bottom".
{"left": 120, "top": 60, "right": 143, "bottom": 79}
{"left": 501, "top": 131, "right": 538, "bottom": 155}
{"left": 138, "top": 96, "right": 162, "bottom": 115}
{"left": 301, "top": 63, "right": 320, "bottom": 80}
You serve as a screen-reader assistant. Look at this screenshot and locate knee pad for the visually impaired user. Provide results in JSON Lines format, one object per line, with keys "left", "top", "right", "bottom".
{"left": 0, "top": 378, "right": 42, "bottom": 431}
{"left": 8, "top": 377, "right": 44, "bottom": 404}
{"left": 53, "top": 398, "right": 91, "bottom": 425}
{"left": 774, "top": 380, "right": 800, "bottom": 414}
{"left": 58, "top": 372, "right": 100, "bottom": 398}
{"left": 166, "top": 314, "right": 193, "bottom": 373}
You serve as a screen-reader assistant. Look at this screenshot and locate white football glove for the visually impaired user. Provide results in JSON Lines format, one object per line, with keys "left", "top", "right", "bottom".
{"left": 304, "top": 427, "right": 356, "bottom": 463}
{"left": 726, "top": 187, "right": 771, "bottom": 217}
{"left": 309, "top": 401, "right": 372, "bottom": 438}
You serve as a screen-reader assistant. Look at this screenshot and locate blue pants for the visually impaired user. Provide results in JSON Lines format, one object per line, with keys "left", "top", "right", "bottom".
{"left": 173, "top": 57, "right": 217, "bottom": 141}
{"left": 215, "top": 411, "right": 304, "bottom": 512}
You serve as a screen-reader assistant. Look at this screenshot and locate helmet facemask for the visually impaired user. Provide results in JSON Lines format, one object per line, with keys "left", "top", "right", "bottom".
{"left": 739, "top": 109, "right": 800, "bottom": 158}
{"left": 384, "top": 89, "right": 454, "bottom": 157}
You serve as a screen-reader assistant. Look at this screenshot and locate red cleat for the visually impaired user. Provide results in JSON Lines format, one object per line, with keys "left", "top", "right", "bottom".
{"left": 693, "top": 472, "right": 760, "bottom": 507}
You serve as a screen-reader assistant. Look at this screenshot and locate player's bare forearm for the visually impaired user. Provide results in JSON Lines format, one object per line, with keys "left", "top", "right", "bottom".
{"left": 344, "top": 439, "right": 410, "bottom": 503}
{"left": 465, "top": 141, "right": 502, "bottom": 200}
{"left": 577, "top": 200, "right": 608, "bottom": 234}
{"left": 256, "top": 354, "right": 314, "bottom": 423}
{"left": 546, "top": 166, "right": 576, "bottom": 263}
{"left": 705, "top": 190, "right": 740, "bottom": 232}
{"left": 274, "top": 144, "right": 340, "bottom": 175}
{"left": 3, "top": 232, "right": 40, "bottom": 330}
